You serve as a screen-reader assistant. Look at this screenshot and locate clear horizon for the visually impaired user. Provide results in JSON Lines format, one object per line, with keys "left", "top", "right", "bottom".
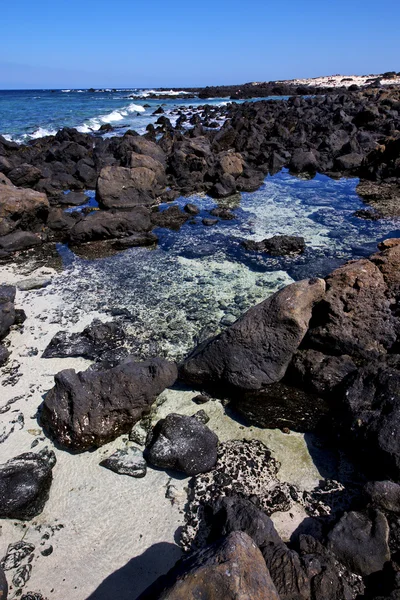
{"left": 0, "top": 0, "right": 399, "bottom": 90}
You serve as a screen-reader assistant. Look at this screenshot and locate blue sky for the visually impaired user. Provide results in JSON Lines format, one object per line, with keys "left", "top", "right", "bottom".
{"left": 1, "top": 0, "right": 399, "bottom": 89}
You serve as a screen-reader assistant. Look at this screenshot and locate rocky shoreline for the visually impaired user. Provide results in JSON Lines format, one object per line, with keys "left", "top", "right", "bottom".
{"left": 1, "top": 81, "right": 400, "bottom": 599}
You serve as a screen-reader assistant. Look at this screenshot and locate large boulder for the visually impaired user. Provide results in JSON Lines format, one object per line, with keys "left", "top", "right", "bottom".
{"left": 0, "top": 178, "right": 49, "bottom": 236}
{"left": 126, "top": 136, "right": 166, "bottom": 166}
{"left": 0, "top": 449, "right": 56, "bottom": 520}
{"left": 68, "top": 207, "right": 151, "bottom": 244}
{"left": 41, "top": 357, "right": 177, "bottom": 451}
{"left": 138, "top": 531, "right": 280, "bottom": 600}
{"left": 96, "top": 166, "right": 158, "bottom": 209}
{"left": 0, "top": 231, "right": 42, "bottom": 253}
{"left": 307, "top": 259, "right": 397, "bottom": 359}
{"left": 180, "top": 278, "right": 325, "bottom": 393}
{"left": 145, "top": 413, "right": 219, "bottom": 475}
{"left": 0, "top": 285, "right": 16, "bottom": 340}
{"left": 364, "top": 481, "right": 400, "bottom": 513}
{"left": 327, "top": 510, "right": 390, "bottom": 576}
{"left": 289, "top": 149, "right": 319, "bottom": 174}
{"left": 7, "top": 163, "right": 42, "bottom": 188}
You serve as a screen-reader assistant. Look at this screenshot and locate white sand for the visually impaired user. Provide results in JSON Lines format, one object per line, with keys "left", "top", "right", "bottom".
{"left": 0, "top": 260, "right": 336, "bottom": 600}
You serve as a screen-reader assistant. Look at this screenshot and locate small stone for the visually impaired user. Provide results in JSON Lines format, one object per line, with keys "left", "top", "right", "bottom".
{"left": 184, "top": 203, "right": 200, "bottom": 215}
{"left": 202, "top": 218, "right": 218, "bottom": 226}
{"left": 40, "top": 545, "right": 53, "bottom": 557}
{"left": 193, "top": 410, "right": 210, "bottom": 424}
{"left": 17, "top": 277, "right": 52, "bottom": 291}
{"left": 192, "top": 395, "right": 209, "bottom": 405}
{"left": 100, "top": 447, "right": 147, "bottom": 478}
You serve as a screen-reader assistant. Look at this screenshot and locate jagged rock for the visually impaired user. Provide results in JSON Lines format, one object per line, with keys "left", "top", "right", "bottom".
{"left": 100, "top": 447, "right": 147, "bottom": 478}
{"left": 7, "top": 164, "right": 42, "bottom": 188}
{"left": 41, "top": 357, "right": 177, "bottom": 451}
{"left": 243, "top": 235, "right": 306, "bottom": 256}
{"left": 290, "top": 349, "right": 357, "bottom": 395}
{"left": 180, "top": 278, "right": 325, "bottom": 393}
{"left": 327, "top": 510, "right": 390, "bottom": 576}
{"left": 364, "top": 481, "right": 400, "bottom": 514}
{"left": 307, "top": 259, "right": 397, "bottom": 359}
{"left": 343, "top": 361, "right": 400, "bottom": 479}
{"left": 138, "top": 532, "right": 280, "bottom": 600}
{"left": 145, "top": 413, "right": 218, "bottom": 475}
{"left": 0, "top": 449, "right": 56, "bottom": 520}
{"left": 299, "top": 535, "right": 364, "bottom": 600}
{"left": 124, "top": 136, "right": 166, "bottom": 166}
{"left": 69, "top": 207, "right": 152, "bottom": 244}
{"left": 209, "top": 207, "right": 235, "bottom": 220}
{"left": 0, "top": 286, "right": 16, "bottom": 340}
{"left": 96, "top": 166, "right": 157, "bottom": 209}
{"left": 232, "top": 382, "right": 329, "bottom": 432}
{"left": 261, "top": 543, "right": 310, "bottom": 600}
{"left": 42, "top": 319, "right": 125, "bottom": 362}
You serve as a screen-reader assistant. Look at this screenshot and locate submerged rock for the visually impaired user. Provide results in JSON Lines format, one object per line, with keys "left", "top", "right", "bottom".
{"left": 145, "top": 413, "right": 218, "bottom": 476}
{"left": 180, "top": 278, "right": 325, "bottom": 393}
{"left": 138, "top": 531, "right": 280, "bottom": 600}
{"left": 41, "top": 357, "right": 177, "bottom": 451}
{"left": 242, "top": 235, "right": 306, "bottom": 256}
{"left": 232, "top": 382, "right": 329, "bottom": 432}
{"left": 112, "top": 232, "right": 158, "bottom": 249}
{"left": 42, "top": 319, "right": 125, "bottom": 363}
{"left": 100, "top": 447, "right": 147, "bottom": 478}
{"left": 327, "top": 510, "right": 390, "bottom": 576}
{"left": 0, "top": 449, "right": 56, "bottom": 520}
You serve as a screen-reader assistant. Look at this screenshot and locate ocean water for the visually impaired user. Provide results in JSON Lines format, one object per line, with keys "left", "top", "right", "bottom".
{"left": 0, "top": 88, "right": 282, "bottom": 143}
{"left": 54, "top": 171, "right": 400, "bottom": 362}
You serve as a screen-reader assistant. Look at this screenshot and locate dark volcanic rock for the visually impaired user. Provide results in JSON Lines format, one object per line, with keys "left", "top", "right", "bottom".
{"left": 100, "top": 447, "right": 147, "bottom": 478}
{"left": 145, "top": 413, "right": 219, "bottom": 475}
{"left": 0, "top": 285, "right": 16, "bottom": 340}
{"left": 69, "top": 207, "right": 152, "bottom": 244}
{"left": 0, "top": 566, "right": 7, "bottom": 600}
{"left": 41, "top": 357, "right": 177, "bottom": 451}
{"left": 180, "top": 278, "right": 325, "bottom": 393}
{"left": 205, "top": 496, "right": 282, "bottom": 547}
{"left": 290, "top": 349, "right": 357, "bottom": 395}
{"left": 261, "top": 543, "right": 310, "bottom": 600}
{"left": 327, "top": 510, "right": 390, "bottom": 576}
{"left": 242, "top": 235, "right": 306, "bottom": 256}
{"left": 232, "top": 382, "right": 330, "bottom": 432}
{"left": 0, "top": 231, "right": 42, "bottom": 253}
{"left": 307, "top": 259, "right": 397, "bottom": 359}
{"left": 112, "top": 232, "right": 158, "bottom": 249}
{"left": 0, "top": 344, "right": 10, "bottom": 367}
{"left": 202, "top": 218, "right": 218, "bottom": 226}
{"left": 0, "top": 449, "right": 56, "bottom": 520}
{"left": 138, "top": 531, "right": 280, "bottom": 600}
{"left": 184, "top": 203, "right": 200, "bottom": 215}
{"left": 42, "top": 319, "right": 125, "bottom": 363}
{"left": 342, "top": 362, "right": 400, "bottom": 479}
{"left": 289, "top": 149, "right": 319, "bottom": 174}
{"left": 364, "top": 481, "right": 400, "bottom": 514}
{"left": 151, "top": 205, "right": 190, "bottom": 230}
